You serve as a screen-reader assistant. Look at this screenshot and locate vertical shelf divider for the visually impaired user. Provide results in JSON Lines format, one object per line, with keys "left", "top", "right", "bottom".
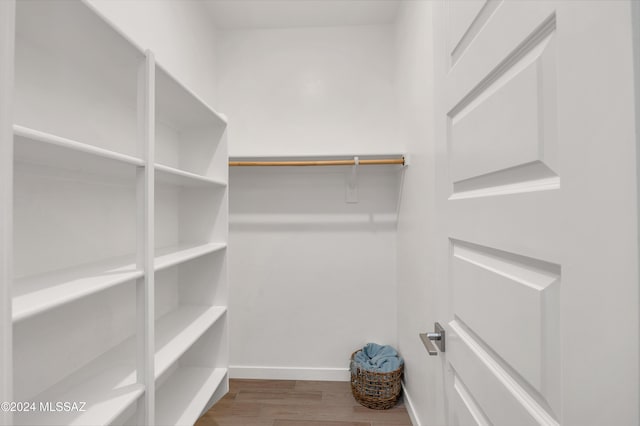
{"left": 0, "top": 2, "right": 14, "bottom": 426}
{"left": 136, "top": 50, "right": 155, "bottom": 426}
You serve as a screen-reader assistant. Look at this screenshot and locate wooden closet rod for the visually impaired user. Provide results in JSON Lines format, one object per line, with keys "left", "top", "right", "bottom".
{"left": 229, "top": 157, "right": 405, "bottom": 167}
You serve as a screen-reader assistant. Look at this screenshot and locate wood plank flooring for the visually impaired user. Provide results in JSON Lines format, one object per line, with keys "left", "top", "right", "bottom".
{"left": 195, "top": 379, "right": 413, "bottom": 426}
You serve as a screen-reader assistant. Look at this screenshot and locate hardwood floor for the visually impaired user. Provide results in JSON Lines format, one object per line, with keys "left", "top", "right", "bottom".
{"left": 195, "top": 379, "right": 413, "bottom": 426}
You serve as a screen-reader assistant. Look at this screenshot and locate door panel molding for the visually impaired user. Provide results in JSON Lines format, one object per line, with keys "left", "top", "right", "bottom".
{"left": 449, "top": 320, "right": 559, "bottom": 426}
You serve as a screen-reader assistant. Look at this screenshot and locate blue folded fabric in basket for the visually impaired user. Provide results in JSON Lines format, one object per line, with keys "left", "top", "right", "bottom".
{"left": 351, "top": 343, "right": 403, "bottom": 373}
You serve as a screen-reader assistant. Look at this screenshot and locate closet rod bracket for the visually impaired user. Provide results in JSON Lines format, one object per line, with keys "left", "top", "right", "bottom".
{"left": 346, "top": 156, "right": 359, "bottom": 203}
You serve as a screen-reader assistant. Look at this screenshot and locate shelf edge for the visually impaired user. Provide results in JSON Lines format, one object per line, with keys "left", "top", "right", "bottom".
{"left": 155, "top": 244, "right": 227, "bottom": 272}
{"left": 13, "top": 269, "right": 143, "bottom": 323}
{"left": 155, "top": 163, "right": 227, "bottom": 187}
{"left": 155, "top": 306, "right": 227, "bottom": 380}
{"left": 155, "top": 367, "right": 226, "bottom": 426}
{"left": 14, "top": 125, "right": 144, "bottom": 167}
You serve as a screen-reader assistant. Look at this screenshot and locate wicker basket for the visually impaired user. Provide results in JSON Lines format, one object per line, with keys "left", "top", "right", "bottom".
{"left": 350, "top": 350, "right": 403, "bottom": 410}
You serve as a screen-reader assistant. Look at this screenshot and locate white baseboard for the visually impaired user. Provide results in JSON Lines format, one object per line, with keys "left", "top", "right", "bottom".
{"left": 229, "top": 365, "right": 350, "bottom": 381}
{"left": 402, "top": 382, "right": 421, "bottom": 426}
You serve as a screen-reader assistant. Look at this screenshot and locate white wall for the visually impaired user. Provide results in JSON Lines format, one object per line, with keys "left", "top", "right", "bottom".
{"left": 218, "top": 25, "right": 398, "bottom": 156}
{"left": 218, "top": 25, "right": 402, "bottom": 380}
{"left": 87, "top": 0, "right": 219, "bottom": 108}
{"left": 394, "top": 2, "right": 437, "bottom": 425}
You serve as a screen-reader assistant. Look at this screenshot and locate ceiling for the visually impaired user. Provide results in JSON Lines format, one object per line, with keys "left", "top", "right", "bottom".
{"left": 203, "top": 0, "right": 400, "bottom": 30}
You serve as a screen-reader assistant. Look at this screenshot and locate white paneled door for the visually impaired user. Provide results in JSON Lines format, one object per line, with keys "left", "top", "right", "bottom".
{"left": 434, "top": 1, "right": 639, "bottom": 425}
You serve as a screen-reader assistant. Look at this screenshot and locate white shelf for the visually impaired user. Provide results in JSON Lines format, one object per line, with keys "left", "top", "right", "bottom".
{"left": 14, "top": 125, "right": 143, "bottom": 178}
{"left": 16, "top": 383, "right": 144, "bottom": 426}
{"left": 15, "top": 305, "right": 225, "bottom": 425}
{"left": 14, "top": 339, "right": 143, "bottom": 426}
{"left": 155, "top": 367, "right": 227, "bottom": 426}
{"left": 155, "top": 163, "right": 227, "bottom": 188}
{"left": 13, "top": 255, "right": 142, "bottom": 323}
{"left": 13, "top": 124, "right": 144, "bottom": 171}
{"left": 15, "top": 0, "right": 143, "bottom": 158}
{"left": 156, "top": 305, "right": 227, "bottom": 379}
{"left": 155, "top": 63, "right": 228, "bottom": 180}
{"left": 155, "top": 243, "right": 227, "bottom": 272}
{"left": 13, "top": 244, "right": 225, "bottom": 322}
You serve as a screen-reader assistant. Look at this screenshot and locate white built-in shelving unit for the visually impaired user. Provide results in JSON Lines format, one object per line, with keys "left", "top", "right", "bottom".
{"left": 0, "top": 1, "right": 229, "bottom": 425}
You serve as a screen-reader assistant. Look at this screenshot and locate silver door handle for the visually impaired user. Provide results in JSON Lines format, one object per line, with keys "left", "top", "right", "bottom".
{"left": 419, "top": 322, "right": 445, "bottom": 356}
